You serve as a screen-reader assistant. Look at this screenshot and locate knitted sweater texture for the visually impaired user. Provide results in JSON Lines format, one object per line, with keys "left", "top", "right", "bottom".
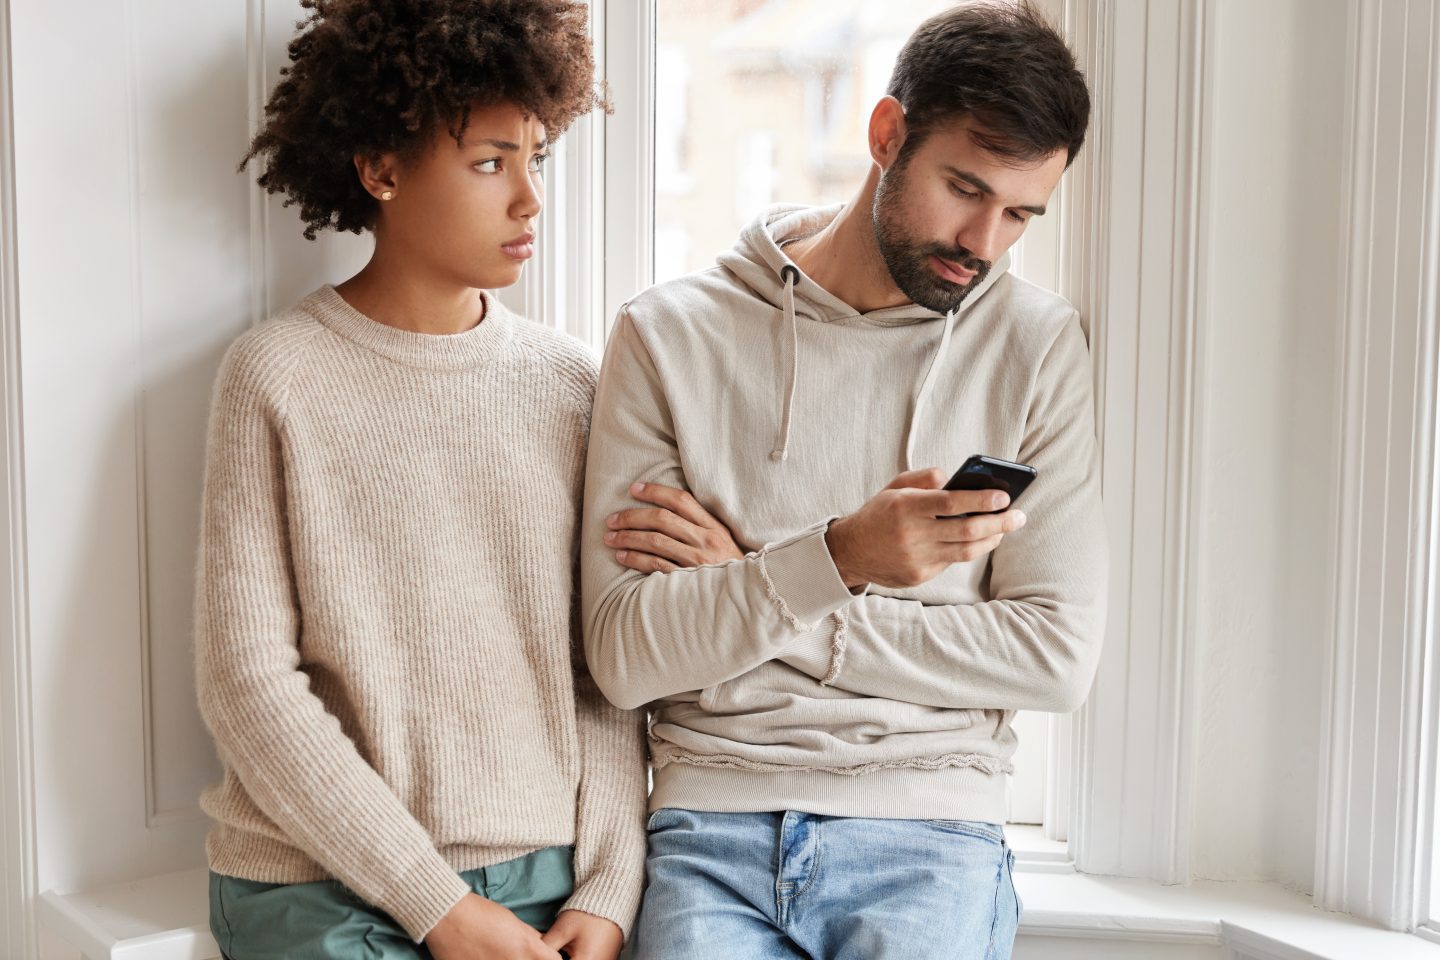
{"left": 195, "top": 286, "right": 646, "bottom": 942}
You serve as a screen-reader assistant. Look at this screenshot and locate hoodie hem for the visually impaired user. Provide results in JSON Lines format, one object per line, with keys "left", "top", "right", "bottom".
{"left": 648, "top": 761, "right": 1010, "bottom": 823}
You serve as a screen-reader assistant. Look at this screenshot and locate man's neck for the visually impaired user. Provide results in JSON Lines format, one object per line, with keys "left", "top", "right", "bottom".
{"left": 785, "top": 179, "right": 910, "bottom": 315}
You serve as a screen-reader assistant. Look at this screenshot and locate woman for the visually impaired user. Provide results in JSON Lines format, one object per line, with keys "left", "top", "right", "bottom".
{"left": 194, "top": 2, "right": 644, "bottom": 958}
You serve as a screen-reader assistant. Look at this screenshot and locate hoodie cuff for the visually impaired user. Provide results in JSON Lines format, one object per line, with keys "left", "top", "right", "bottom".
{"left": 755, "top": 520, "right": 857, "bottom": 628}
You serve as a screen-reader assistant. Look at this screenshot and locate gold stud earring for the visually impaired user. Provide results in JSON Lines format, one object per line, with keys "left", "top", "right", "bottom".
{"left": 380, "top": 190, "right": 394, "bottom": 201}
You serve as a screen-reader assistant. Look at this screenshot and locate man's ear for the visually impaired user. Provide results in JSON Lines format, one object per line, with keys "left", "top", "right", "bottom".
{"left": 868, "top": 96, "right": 909, "bottom": 171}
{"left": 353, "top": 152, "right": 400, "bottom": 201}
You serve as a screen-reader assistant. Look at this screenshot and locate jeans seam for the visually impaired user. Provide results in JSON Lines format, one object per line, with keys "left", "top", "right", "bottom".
{"left": 985, "top": 843, "right": 1005, "bottom": 958}
{"left": 213, "top": 878, "right": 236, "bottom": 959}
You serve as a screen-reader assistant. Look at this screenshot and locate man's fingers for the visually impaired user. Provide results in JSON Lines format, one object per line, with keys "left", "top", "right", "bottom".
{"left": 911, "top": 487, "right": 1012, "bottom": 518}
{"left": 615, "top": 549, "right": 681, "bottom": 574}
{"left": 629, "top": 481, "right": 716, "bottom": 527}
{"left": 606, "top": 529, "right": 699, "bottom": 566}
{"left": 944, "top": 534, "right": 1006, "bottom": 564}
{"left": 935, "top": 508, "right": 1027, "bottom": 542}
{"left": 883, "top": 467, "right": 948, "bottom": 491}
{"left": 606, "top": 506, "right": 705, "bottom": 547}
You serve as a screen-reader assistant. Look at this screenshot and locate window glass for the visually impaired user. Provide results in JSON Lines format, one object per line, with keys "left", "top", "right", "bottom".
{"left": 655, "top": 0, "right": 954, "bottom": 283}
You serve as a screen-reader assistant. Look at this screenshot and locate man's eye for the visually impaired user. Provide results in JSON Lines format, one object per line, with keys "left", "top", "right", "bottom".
{"left": 950, "top": 184, "right": 978, "bottom": 199}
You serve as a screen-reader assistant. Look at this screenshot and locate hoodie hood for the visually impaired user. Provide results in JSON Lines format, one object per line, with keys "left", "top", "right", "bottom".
{"left": 715, "top": 203, "right": 1011, "bottom": 466}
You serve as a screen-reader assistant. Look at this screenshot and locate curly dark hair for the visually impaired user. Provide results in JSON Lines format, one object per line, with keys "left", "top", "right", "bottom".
{"left": 887, "top": 0, "right": 1090, "bottom": 167}
{"left": 241, "top": 0, "right": 608, "bottom": 240}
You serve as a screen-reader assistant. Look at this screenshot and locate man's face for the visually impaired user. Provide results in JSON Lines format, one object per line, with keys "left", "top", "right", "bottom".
{"left": 872, "top": 117, "right": 1069, "bottom": 312}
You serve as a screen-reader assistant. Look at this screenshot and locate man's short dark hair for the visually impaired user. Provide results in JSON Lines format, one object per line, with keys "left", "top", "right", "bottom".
{"left": 886, "top": 0, "right": 1090, "bottom": 167}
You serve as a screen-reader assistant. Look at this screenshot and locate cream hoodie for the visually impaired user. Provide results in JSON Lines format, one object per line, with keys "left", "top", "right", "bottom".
{"left": 582, "top": 205, "right": 1106, "bottom": 823}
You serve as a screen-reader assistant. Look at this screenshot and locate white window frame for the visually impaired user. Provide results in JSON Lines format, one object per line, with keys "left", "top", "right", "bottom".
{"left": 1319, "top": 0, "right": 1440, "bottom": 939}
{"left": 0, "top": 0, "right": 36, "bottom": 955}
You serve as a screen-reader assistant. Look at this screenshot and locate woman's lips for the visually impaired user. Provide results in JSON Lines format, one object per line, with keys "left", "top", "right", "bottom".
{"left": 931, "top": 255, "right": 977, "bottom": 285}
{"left": 501, "top": 238, "right": 535, "bottom": 260}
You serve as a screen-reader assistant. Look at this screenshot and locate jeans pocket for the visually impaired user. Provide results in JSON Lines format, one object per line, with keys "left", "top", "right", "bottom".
{"left": 923, "top": 819, "right": 1007, "bottom": 844}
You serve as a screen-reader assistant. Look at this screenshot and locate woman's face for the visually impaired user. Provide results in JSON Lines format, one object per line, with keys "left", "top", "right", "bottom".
{"left": 371, "top": 101, "right": 548, "bottom": 291}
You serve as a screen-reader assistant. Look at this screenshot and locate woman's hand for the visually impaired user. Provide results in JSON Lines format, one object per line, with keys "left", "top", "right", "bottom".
{"left": 604, "top": 482, "right": 746, "bottom": 573}
{"left": 425, "top": 893, "right": 562, "bottom": 960}
{"left": 541, "top": 910, "right": 625, "bottom": 960}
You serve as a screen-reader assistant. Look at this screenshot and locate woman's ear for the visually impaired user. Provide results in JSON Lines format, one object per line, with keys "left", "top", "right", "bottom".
{"left": 353, "top": 152, "right": 400, "bottom": 202}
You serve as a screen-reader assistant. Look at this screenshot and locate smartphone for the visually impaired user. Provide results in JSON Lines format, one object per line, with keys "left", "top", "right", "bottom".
{"left": 941, "top": 454, "right": 1037, "bottom": 519}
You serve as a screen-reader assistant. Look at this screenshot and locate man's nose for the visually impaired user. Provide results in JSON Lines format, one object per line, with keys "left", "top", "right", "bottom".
{"left": 954, "top": 212, "right": 1005, "bottom": 264}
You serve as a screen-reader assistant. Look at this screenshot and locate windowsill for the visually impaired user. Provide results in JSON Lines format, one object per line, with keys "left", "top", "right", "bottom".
{"left": 38, "top": 864, "right": 1440, "bottom": 960}
{"left": 1015, "top": 871, "right": 1440, "bottom": 959}
{"left": 38, "top": 868, "right": 216, "bottom": 960}
{"left": 1007, "top": 823, "right": 1075, "bottom": 873}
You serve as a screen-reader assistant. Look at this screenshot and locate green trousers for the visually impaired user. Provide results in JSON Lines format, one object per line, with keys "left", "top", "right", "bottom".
{"left": 209, "top": 846, "right": 575, "bottom": 960}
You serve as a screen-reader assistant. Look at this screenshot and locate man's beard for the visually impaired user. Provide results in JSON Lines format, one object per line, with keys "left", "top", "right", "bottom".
{"left": 872, "top": 158, "right": 992, "bottom": 313}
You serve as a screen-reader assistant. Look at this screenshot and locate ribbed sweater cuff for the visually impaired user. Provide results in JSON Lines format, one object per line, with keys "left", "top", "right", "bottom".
{"left": 382, "top": 853, "right": 471, "bottom": 943}
{"left": 758, "top": 521, "right": 856, "bottom": 628}
{"left": 561, "top": 868, "right": 645, "bottom": 941}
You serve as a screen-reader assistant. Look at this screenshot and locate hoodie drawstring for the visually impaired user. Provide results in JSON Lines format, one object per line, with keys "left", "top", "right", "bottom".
{"left": 904, "top": 309, "right": 955, "bottom": 470}
{"left": 771, "top": 264, "right": 802, "bottom": 462}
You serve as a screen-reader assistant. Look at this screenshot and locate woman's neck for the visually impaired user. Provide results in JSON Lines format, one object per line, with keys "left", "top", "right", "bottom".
{"left": 335, "top": 244, "right": 486, "bottom": 336}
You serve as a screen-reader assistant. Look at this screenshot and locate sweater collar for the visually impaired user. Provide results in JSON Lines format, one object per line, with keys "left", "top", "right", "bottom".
{"left": 303, "top": 285, "right": 515, "bottom": 372}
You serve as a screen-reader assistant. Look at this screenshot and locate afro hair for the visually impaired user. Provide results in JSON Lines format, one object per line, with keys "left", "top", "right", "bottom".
{"left": 241, "top": 0, "right": 608, "bottom": 239}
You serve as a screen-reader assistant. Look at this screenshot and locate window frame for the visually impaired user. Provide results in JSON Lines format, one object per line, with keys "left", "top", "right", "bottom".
{"left": 1318, "top": 0, "right": 1440, "bottom": 937}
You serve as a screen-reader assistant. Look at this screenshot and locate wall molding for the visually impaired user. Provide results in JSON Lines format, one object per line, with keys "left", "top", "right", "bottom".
{"left": 1316, "top": 0, "right": 1440, "bottom": 932}
{"left": 498, "top": 0, "right": 606, "bottom": 346}
{"left": 600, "top": 0, "right": 653, "bottom": 329}
{"left": 247, "top": 0, "right": 271, "bottom": 329}
{"left": 0, "top": 0, "right": 37, "bottom": 949}
{"left": 1062, "top": 0, "right": 1212, "bottom": 884}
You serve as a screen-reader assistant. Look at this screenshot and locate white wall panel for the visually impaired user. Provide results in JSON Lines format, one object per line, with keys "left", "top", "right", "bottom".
{"left": 131, "top": 0, "right": 253, "bottom": 822}
{"left": 1189, "top": 0, "right": 1349, "bottom": 890}
{"left": 10, "top": 0, "right": 363, "bottom": 897}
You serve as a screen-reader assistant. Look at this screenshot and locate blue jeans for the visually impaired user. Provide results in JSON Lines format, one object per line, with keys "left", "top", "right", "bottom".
{"left": 628, "top": 809, "right": 1021, "bottom": 960}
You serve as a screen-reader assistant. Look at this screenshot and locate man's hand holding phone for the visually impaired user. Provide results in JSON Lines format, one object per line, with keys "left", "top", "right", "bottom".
{"left": 825, "top": 467, "right": 1028, "bottom": 591}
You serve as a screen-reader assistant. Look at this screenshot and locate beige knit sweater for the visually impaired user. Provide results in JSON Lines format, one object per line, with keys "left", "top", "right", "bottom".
{"left": 195, "top": 286, "right": 646, "bottom": 943}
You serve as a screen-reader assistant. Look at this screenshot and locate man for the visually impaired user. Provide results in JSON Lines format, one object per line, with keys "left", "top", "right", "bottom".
{"left": 582, "top": 3, "right": 1104, "bottom": 958}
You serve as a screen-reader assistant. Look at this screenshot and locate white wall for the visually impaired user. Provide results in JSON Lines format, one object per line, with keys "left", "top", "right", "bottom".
{"left": 8, "top": 0, "right": 367, "bottom": 924}
{"left": 1191, "top": 0, "right": 1349, "bottom": 890}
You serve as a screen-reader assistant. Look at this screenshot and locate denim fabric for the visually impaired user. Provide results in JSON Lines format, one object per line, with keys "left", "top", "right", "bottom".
{"left": 628, "top": 810, "right": 1020, "bottom": 960}
{"left": 209, "top": 845, "right": 574, "bottom": 959}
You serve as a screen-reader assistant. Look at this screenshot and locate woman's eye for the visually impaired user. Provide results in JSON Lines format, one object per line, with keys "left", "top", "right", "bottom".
{"left": 528, "top": 153, "right": 550, "bottom": 173}
{"left": 475, "top": 158, "right": 501, "bottom": 173}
